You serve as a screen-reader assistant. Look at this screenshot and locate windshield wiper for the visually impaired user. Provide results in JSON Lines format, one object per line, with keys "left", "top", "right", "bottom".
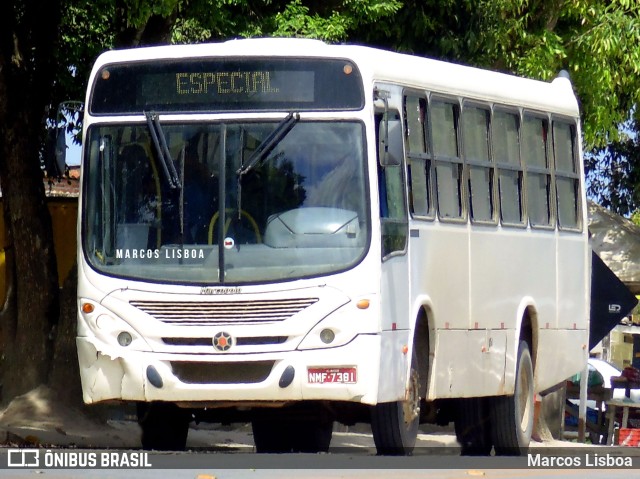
{"left": 145, "top": 111, "right": 181, "bottom": 189}
{"left": 236, "top": 112, "right": 299, "bottom": 177}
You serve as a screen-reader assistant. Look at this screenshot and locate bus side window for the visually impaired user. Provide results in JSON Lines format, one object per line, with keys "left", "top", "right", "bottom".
{"left": 462, "top": 106, "right": 494, "bottom": 223}
{"left": 377, "top": 111, "right": 408, "bottom": 258}
{"left": 522, "top": 115, "right": 552, "bottom": 227}
{"left": 554, "top": 121, "right": 580, "bottom": 230}
{"left": 404, "top": 95, "right": 433, "bottom": 217}
{"left": 431, "top": 100, "right": 463, "bottom": 220}
{"left": 493, "top": 110, "right": 524, "bottom": 225}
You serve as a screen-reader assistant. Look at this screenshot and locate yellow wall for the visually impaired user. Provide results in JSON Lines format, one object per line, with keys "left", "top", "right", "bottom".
{"left": 0, "top": 198, "right": 78, "bottom": 305}
{"left": 48, "top": 199, "right": 78, "bottom": 287}
{"left": 610, "top": 329, "right": 634, "bottom": 369}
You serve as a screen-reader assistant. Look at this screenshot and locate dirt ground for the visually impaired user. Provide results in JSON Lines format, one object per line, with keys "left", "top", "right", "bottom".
{"left": 0, "top": 385, "right": 261, "bottom": 449}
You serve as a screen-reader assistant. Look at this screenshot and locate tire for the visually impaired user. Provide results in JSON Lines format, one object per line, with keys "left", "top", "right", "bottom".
{"left": 251, "top": 418, "right": 293, "bottom": 453}
{"left": 371, "top": 351, "right": 421, "bottom": 455}
{"left": 137, "top": 402, "right": 191, "bottom": 451}
{"left": 454, "top": 397, "right": 492, "bottom": 455}
{"left": 252, "top": 411, "right": 333, "bottom": 453}
{"left": 295, "top": 418, "right": 333, "bottom": 453}
{"left": 490, "top": 340, "right": 534, "bottom": 455}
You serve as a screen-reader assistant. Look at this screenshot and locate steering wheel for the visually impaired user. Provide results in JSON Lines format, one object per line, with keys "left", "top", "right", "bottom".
{"left": 207, "top": 208, "right": 261, "bottom": 244}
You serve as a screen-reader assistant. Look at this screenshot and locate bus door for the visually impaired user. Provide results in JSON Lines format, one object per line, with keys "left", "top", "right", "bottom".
{"left": 375, "top": 93, "right": 412, "bottom": 401}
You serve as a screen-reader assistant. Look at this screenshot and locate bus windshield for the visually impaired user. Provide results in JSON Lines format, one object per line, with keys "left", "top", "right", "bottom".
{"left": 82, "top": 120, "right": 369, "bottom": 284}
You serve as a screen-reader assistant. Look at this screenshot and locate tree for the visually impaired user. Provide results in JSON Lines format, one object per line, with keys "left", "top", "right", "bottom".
{"left": 0, "top": 0, "right": 62, "bottom": 401}
{"left": 0, "top": 0, "right": 403, "bottom": 406}
{"left": 356, "top": 0, "right": 640, "bottom": 151}
{"left": 585, "top": 116, "right": 640, "bottom": 216}
{"left": 355, "top": 1, "right": 640, "bottom": 216}
{"left": 454, "top": 1, "right": 640, "bottom": 215}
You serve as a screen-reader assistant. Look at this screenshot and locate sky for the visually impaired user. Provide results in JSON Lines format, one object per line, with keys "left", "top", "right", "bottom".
{"left": 66, "top": 132, "right": 81, "bottom": 166}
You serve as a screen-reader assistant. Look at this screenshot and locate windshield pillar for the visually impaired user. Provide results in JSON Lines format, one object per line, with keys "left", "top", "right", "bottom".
{"left": 217, "top": 125, "right": 227, "bottom": 283}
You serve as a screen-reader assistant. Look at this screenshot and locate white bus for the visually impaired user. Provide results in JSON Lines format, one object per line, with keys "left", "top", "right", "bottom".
{"left": 77, "top": 38, "right": 589, "bottom": 455}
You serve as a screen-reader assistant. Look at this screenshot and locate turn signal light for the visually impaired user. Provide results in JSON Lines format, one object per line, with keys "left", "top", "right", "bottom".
{"left": 356, "top": 299, "right": 370, "bottom": 309}
{"left": 82, "top": 302, "right": 95, "bottom": 314}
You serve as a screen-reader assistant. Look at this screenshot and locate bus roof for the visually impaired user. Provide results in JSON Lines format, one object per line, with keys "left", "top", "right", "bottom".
{"left": 92, "top": 38, "right": 579, "bottom": 118}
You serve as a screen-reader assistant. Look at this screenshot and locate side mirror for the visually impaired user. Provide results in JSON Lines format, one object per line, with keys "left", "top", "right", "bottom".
{"left": 44, "top": 100, "right": 84, "bottom": 179}
{"left": 55, "top": 127, "right": 67, "bottom": 174}
{"left": 44, "top": 127, "right": 66, "bottom": 179}
{"left": 379, "top": 118, "right": 403, "bottom": 167}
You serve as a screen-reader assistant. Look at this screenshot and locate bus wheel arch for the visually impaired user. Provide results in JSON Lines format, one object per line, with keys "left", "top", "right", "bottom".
{"left": 371, "top": 347, "right": 421, "bottom": 455}
{"left": 370, "top": 307, "right": 430, "bottom": 455}
{"left": 519, "top": 306, "right": 538, "bottom": 371}
{"left": 413, "top": 306, "right": 431, "bottom": 399}
{"left": 490, "top": 310, "right": 537, "bottom": 455}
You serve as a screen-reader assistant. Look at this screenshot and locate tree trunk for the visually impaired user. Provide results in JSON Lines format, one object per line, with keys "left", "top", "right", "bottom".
{"left": 0, "top": 0, "right": 62, "bottom": 404}
{"left": 50, "top": 263, "right": 82, "bottom": 407}
{"left": 0, "top": 121, "right": 60, "bottom": 402}
{"left": 114, "top": 11, "right": 176, "bottom": 47}
{"left": 0, "top": 0, "right": 180, "bottom": 407}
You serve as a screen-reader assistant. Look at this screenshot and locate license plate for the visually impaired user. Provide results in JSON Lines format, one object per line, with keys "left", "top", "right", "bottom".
{"left": 308, "top": 367, "right": 357, "bottom": 384}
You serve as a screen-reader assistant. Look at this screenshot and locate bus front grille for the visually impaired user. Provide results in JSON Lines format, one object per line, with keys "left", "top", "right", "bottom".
{"left": 170, "top": 361, "right": 274, "bottom": 384}
{"left": 162, "top": 336, "right": 288, "bottom": 347}
{"left": 130, "top": 298, "right": 318, "bottom": 325}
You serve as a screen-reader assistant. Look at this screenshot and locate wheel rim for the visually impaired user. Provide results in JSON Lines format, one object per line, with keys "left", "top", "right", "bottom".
{"left": 402, "top": 367, "right": 421, "bottom": 427}
{"left": 516, "top": 353, "right": 533, "bottom": 433}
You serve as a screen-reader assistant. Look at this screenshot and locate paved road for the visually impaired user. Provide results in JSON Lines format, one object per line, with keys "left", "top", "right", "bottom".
{"left": 0, "top": 462, "right": 636, "bottom": 479}
{"left": 1, "top": 424, "right": 639, "bottom": 478}
{"left": 1, "top": 444, "right": 639, "bottom": 478}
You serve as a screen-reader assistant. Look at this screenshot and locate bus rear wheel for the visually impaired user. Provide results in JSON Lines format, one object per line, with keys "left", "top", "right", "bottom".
{"left": 136, "top": 402, "right": 191, "bottom": 451}
{"left": 454, "top": 397, "right": 492, "bottom": 455}
{"left": 371, "top": 352, "right": 420, "bottom": 455}
{"left": 490, "top": 340, "right": 534, "bottom": 455}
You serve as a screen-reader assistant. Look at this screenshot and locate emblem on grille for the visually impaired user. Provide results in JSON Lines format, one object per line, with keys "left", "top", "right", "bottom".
{"left": 212, "top": 331, "right": 234, "bottom": 352}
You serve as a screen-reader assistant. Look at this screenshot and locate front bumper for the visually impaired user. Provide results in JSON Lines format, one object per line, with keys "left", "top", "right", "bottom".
{"left": 77, "top": 333, "right": 381, "bottom": 406}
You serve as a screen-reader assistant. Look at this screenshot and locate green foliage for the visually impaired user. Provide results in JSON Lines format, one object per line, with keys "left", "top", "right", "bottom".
{"left": 272, "top": 1, "right": 349, "bottom": 40}
{"left": 351, "top": 0, "right": 640, "bottom": 215}
{"left": 169, "top": 1, "right": 402, "bottom": 42}
{"left": 351, "top": 0, "right": 476, "bottom": 57}
{"left": 469, "top": 1, "right": 640, "bottom": 150}
{"left": 119, "top": 0, "right": 182, "bottom": 28}
{"left": 49, "top": 0, "right": 640, "bottom": 215}
{"left": 352, "top": 0, "right": 640, "bottom": 149}
{"left": 57, "top": 1, "right": 114, "bottom": 98}
{"left": 585, "top": 115, "right": 640, "bottom": 216}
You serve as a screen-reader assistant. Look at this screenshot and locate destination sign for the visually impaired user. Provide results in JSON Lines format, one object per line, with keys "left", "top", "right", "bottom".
{"left": 140, "top": 70, "right": 314, "bottom": 104}
{"left": 175, "top": 71, "right": 283, "bottom": 95}
{"left": 90, "top": 58, "right": 364, "bottom": 114}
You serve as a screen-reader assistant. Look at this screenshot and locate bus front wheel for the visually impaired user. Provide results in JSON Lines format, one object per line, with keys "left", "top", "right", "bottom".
{"left": 252, "top": 409, "right": 333, "bottom": 453}
{"left": 371, "top": 351, "right": 420, "bottom": 455}
{"left": 136, "top": 402, "right": 191, "bottom": 451}
{"left": 490, "top": 340, "right": 534, "bottom": 455}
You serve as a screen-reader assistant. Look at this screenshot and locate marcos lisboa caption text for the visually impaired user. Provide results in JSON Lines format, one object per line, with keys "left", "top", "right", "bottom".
{"left": 528, "top": 453, "right": 633, "bottom": 468}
